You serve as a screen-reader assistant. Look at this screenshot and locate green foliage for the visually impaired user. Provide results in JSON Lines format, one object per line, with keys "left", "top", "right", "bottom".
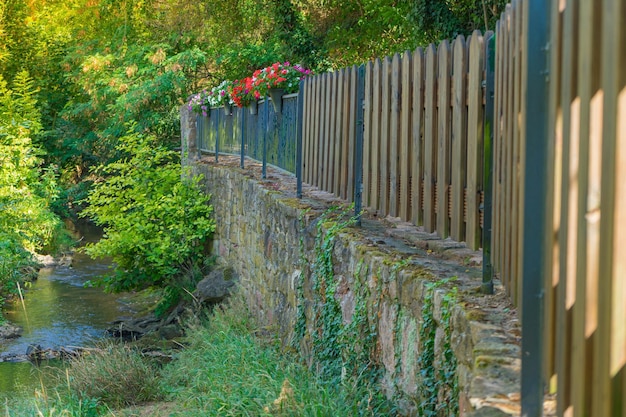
{"left": 294, "top": 205, "right": 396, "bottom": 416}
{"left": 411, "top": 0, "right": 508, "bottom": 44}
{"left": 79, "top": 130, "right": 215, "bottom": 312}
{"left": 0, "top": 70, "right": 66, "bottom": 302}
{"left": 417, "top": 279, "right": 459, "bottom": 416}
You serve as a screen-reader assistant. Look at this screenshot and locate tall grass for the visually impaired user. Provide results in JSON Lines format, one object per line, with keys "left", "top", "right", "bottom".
{"left": 159, "top": 293, "right": 394, "bottom": 416}
{"left": 4, "top": 289, "right": 393, "bottom": 416}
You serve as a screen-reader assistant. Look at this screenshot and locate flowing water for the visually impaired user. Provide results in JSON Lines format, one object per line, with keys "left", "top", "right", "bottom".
{"left": 0, "top": 232, "right": 133, "bottom": 400}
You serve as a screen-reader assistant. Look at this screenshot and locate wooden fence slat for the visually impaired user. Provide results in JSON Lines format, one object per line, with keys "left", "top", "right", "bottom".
{"left": 307, "top": 78, "right": 315, "bottom": 183}
{"left": 301, "top": 82, "right": 306, "bottom": 182}
{"left": 512, "top": 0, "right": 523, "bottom": 314}
{"left": 411, "top": 48, "right": 425, "bottom": 226}
{"left": 400, "top": 51, "right": 412, "bottom": 221}
{"left": 371, "top": 59, "right": 382, "bottom": 210}
{"left": 569, "top": 0, "right": 601, "bottom": 414}
{"left": 363, "top": 63, "right": 373, "bottom": 206}
{"left": 493, "top": 19, "right": 503, "bottom": 285}
{"left": 323, "top": 73, "right": 332, "bottom": 191}
{"left": 334, "top": 69, "right": 345, "bottom": 199}
{"left": 451, "top": 35, "right": 468, "bottom": 243}
{"left": 466, "top": 32, "right": 485, "bottom": 250}
{"left": 380, "top": 56, "right": 391, "bottom": 216}
{"left": 316, "top": 74, "right": 324, "bottom": 187}
{"left": 423, "top": 44, "right": 438, "bottom": 233}
{"left": 597, "top": 1, "right": 626, "bottom": 415}
{"left": 502, "top": 4, "right": 510, "bottom": 305}
{"left": 389, "top": 53, "right": 401, "bottom": 217}
{"left": 436, "top": 40, "right": 452, "bottom": 238}
{"left": 490, "top": 22, "right": 503, "bottom": 275}
{"left": 543, "top": 0, "right": 563, "bottom": 386}
{"left": 328, "top": 71, "right": 338, "bottom": 195}
{"left": 553, "top": 0, "right": 578, "bottom": 411}
{"left": 312, "top": 76, "right": 321, "bottom": 186}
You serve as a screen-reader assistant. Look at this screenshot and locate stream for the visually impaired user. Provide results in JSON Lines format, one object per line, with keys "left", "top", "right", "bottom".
{"left": 0, "top": 232, "right": 133, "bottom": 400}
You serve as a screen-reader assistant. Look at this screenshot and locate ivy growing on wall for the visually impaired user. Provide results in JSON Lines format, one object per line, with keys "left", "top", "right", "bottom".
{"left": 293, "top": 205, "right": 396, "bottom": 416}
{"left": 417, "top": 278, "right": 460, "bottom": 416}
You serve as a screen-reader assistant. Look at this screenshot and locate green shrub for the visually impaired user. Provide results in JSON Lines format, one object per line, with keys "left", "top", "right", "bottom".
{"left": 80, "top": 130, "right": 215, "bottom": 313}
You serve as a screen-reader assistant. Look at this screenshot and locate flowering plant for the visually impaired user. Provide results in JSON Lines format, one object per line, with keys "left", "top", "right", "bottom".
{"left": 253, "top": 62, "right": 312, "bottom": 96}
{"left": 207, "top": 80, "right": 234, "bottom": 107}
{"left": 187, "top": 90, "right": 211, "bottom": 116}
{"left": 229, "top": 77, "right": 259, "bottom": 108}
{"left": 187, "top": 80, "right": 234, "bottom": 115}
{"left": 188, "top": 62, "right": 313, "bottom": 110}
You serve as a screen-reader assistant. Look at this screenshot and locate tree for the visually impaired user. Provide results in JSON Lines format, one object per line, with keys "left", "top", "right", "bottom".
{"left": 0, "top": 71, "right": 66, "bottom": 300}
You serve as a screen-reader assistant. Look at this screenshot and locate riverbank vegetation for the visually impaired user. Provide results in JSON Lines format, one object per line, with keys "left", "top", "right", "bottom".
{"left": 4, "top": 291, "right": 395, "bottom": 416}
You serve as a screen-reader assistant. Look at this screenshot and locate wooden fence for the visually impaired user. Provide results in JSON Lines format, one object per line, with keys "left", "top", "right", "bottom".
{"left": 301, "top": 33, "right": 491, "bottom": 250}
{"left": 490, "top": 0, "right": 626, "bottom": 415}
{"left": 540, "top": 0, "right": 626, "bottom": 415}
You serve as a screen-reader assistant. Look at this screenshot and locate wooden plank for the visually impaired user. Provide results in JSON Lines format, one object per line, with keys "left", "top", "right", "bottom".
{"left": 301, "top": 80, "right": 309, "bottom": 182}
{"left": 400, "top": 51, "right": 412, "bottom": 221}
{"left": 503, "top": 4, "right": 513, "bottom": 298}
{"left": 342, "top": 68, "right": 352, "bottom": 199}
{"left": 553, "top": 0, "right": 578, "bottom": 412}
{"left": 347, "top": 65, "right": 358, "bottom": 202}
{"left": 363, "top": 63, "right": 373, "bottom": 206}
{"left": 436, "top": 40, "right": 452, "bottom": 238}
{"left": 607, "top": 14, "right": 626, "bottom": 412}
{"left": 371, "top": 59, "right": 382, "bottom": 211}
{"left": 569, "top": 1, "right": 602, "bottom": 415}
{"left": 380, "top": 56, "right": 391, "bottom": 216}
{"left": 322, "top": 73, "right": 332, "bottom": 191}
{"left": 389, "top": 53, "right": 401, "bottom": 217}
{"left": 423, "top": 44, "right": 438, "bottom": 233}
{"left": 580, "top": 5, "right": 603, "bottom": 417}
{"left": 305, "top": 78, "right": 314, "bottom": 184}
{"left": 316, "top": 74, "right": 324, "bottom": 188}
{"left": 411, "top": 48, "right": 425, "bottom": 226}
{"left": 512, "top": 0, "right": 523, "bottom": 315}
{"left": 328, "top": 71, "right": 337, "bottom": 195}
{"left": 451, "top": 35, "right": 468, "bottom": 243}
{"left": 334, "top": 69, "right": 345, "bottom": 198}
{"left": 466, "top": 31, "right": 485, "bottom": 250}
{"left": 312, "top": 75, "right": 321, "bottom": 186}
{"left": 596, "top": 1, "right": 626, "bottom": 415}
{"left": 492, "top": 20, "right": 503, "bottom": 276}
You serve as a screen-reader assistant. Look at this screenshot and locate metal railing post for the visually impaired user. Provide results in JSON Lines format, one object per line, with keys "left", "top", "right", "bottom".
{"left": 482, "top": 32, "right": 495, "bottom": 295}
{"left": 215, "top": 109, "right": 219, "bottom": 163}
{"left": 521, "top": 0, "right": 550, "bottom": 415}
{"left": 240, "top": 108, "right": 245, "bottom": 169}
{"left": 296, "top": 80, "right": 304, "bottom": 198}
{"left": 262, "top": 95, "right": 268, "bottom": 179}
{"left": 354, "top": 65, "right": 366, "bottom": 225}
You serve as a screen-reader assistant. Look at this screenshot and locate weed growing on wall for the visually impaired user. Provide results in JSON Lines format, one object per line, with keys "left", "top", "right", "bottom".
{"left": 417, "top": 278, "right": 459, "bottom": 416}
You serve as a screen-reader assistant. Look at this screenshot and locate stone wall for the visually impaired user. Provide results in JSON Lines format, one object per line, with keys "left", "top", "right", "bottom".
{"left": 181, "top": 107, "right": 524, "bottom": 416}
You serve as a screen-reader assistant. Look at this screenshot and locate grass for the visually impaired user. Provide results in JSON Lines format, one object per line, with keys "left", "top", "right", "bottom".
{"left": 4, "top": 291, "right": 391, "bottom": 416}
